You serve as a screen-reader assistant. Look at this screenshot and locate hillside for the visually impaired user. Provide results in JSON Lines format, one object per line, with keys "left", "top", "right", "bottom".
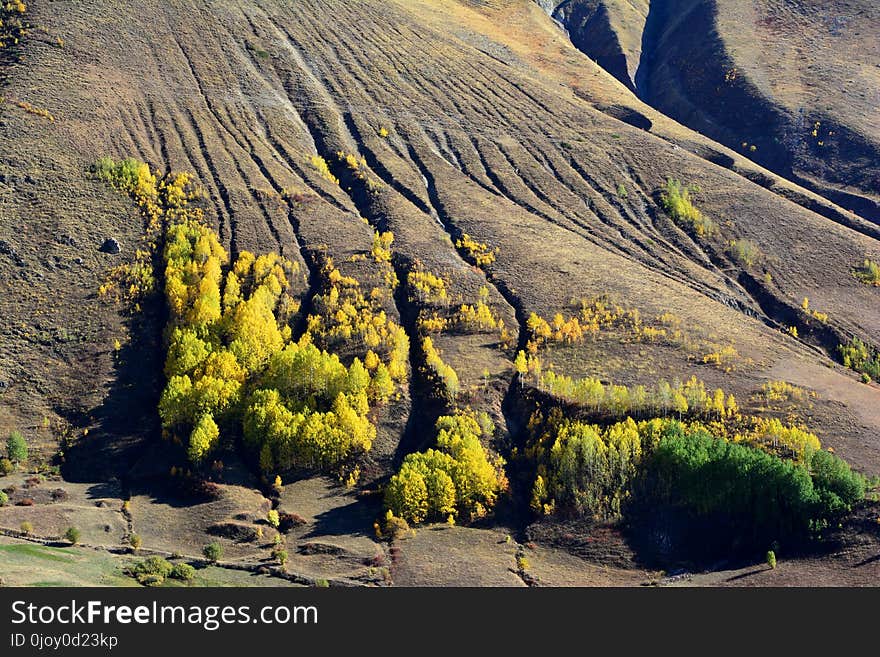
{"left": 0, "top": 0, "right": 878, "bottom": 587}
{"left": 545, "top": 0, "right": 880, "bottom": 220}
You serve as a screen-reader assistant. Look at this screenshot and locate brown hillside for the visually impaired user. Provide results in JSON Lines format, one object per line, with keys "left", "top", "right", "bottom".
{"left": 0, "top": 0, "right": 878, "bottom": 585}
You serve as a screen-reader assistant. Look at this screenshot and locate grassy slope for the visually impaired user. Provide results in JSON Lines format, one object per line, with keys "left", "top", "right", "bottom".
{"left": 0, "top": 0, "right": 877, "bottom": 585}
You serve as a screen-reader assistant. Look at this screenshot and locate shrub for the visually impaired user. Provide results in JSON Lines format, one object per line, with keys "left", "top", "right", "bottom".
{"left": 0, "top": 458, "right": 12, "bottom": 476}
{"left": 130, "top": 556, "right": 173, "bottom": 586}
{"left": 170, "top": 563, "right": 196, "bottom": 581}
{"left": 0, "top": 490, "right": 7, "bottom": 506}
{"left": 6, "top": 431, "right": 27, "bottom": 463}
{"left": 203, "top": 541, "right": 223, "bottom": 563}
{"left": 728, "top": 239, "right": 761, "bottom": 268}
{"left": 64, "top": 527, "right": 81, "bottom": 545}
{"left": 267, "top": 509, "right": 280, "bottom": 528}
{"left": 854, "top": 258, "right": 880, "bottom": 286}
{"left": 129, "top": 533, "right": 142, "bottom": 550}
{"left": 839, "top": 338, "right": 880, "bottom": 380}
{"left": 50, "top": 488, "right": 68, "bottom": 502}
{"left": 272, "top": 547, "right": 288, "bottom": 566}
{"left": 20, "top": 521, "right": 32, "bottom": 535}
{"left": 766, "top": 550, "right": 777, "bottom": 569}
{"left": 660, "top": 179, "right": 715, "bottom": 237}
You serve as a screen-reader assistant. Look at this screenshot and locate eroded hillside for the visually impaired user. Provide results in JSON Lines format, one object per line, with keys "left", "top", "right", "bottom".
{"left": 543, "top": 0, "right": 880, "bottom": 220}
{"left": 0, "top": 0, "right": 878, "bottom": 586}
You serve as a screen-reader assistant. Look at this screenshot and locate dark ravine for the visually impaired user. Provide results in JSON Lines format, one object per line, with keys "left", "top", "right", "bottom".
{"left": 549, "top": 0, "right": 880, "bottom": 224}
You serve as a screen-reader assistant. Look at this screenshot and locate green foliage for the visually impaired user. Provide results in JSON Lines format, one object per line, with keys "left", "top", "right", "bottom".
{"left": 129, "top": 533, "right": 142, "bottom": 550}
{"left": 6, "top": 430, "right": 27, "bottom": 463}
{"left": 272, "top": 547, "right": 289, "bottom": 566}
{"left": 810, "top": 449, "right": 866, "bottom": 517}
{"left": 170, "top": 562, "right": 196, "bottom": 581}
{"left": 20, "top": 521, "right": 32, "bottom": 535}
{"left": 0, "top": 458, "right": 13, "bottom": 476}
{"left": 853, "top": 258, "right": 880, "bottom": 286}
{"left": 385, "top": 410, "right": 506, "bottom": 524}
{"left": 728, "top": 239, "right": 761, "bottom": 268}
{"left": 661, "top": 178, "right": 715, "bottom": 237}
{"left": 130, "top": 556, "right": 173, "bottom": 586}
{"left": 64, "top": 527, "right": 81, "bottom": 545}
{"left": 766, "top": 550, "right": 777, "bottom": 569}
{"left": 527, "top": 410, "right": 864, "bottom": 551}
{"left": 839, "top": 338, "right": 880, "bottom": 380}
{"left": 0, "top": 490, "right": 8, "bottom": 506}
{"left": 202, "top": 542, "right": 223, "bottom": 563}
{"left": 638, "top": 431, "right": 865, "bottom": 550}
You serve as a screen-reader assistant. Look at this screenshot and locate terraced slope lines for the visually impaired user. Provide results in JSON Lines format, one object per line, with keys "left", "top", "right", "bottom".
{"left": 0, "top": 0, "right": 878, "bottom": 586}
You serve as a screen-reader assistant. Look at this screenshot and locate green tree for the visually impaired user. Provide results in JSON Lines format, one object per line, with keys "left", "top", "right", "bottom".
{"left": 170, "top": 563, "right": 196, "bottom": 581}
{"left": 7, "top": 431, "right": 27, "bottom": 463}
{"left": 766, "top": 550, "right": 777, "bottom": 569}
{"left": 203, "top": 542, "right": 223, "bottom": 563}
{"left": 64, "top": 527, "right": 81, "bottom": 545}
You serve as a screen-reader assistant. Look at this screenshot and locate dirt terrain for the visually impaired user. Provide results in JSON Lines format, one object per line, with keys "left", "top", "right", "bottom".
{"left": 0, "top": 0, "right": 878, "bottom": 586}
{"left": 545, "top": 0, "right": 880, "bottom": 220}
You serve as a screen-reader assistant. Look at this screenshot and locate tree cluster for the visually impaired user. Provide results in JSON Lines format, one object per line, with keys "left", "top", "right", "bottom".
{"left": 385, "top": 411, "right": 506, "bottom": 524}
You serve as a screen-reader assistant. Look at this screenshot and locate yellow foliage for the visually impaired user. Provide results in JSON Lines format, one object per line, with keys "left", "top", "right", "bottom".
{"left": 309, "top": 155, "right": 339, "bottom": 185}
{"left": 456, "top": 233, "right": 497, "bottom": 266}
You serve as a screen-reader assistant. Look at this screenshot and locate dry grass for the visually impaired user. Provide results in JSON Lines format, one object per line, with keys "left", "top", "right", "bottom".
{"left": 0, "top": 0, "right": 877, "bottom": 586}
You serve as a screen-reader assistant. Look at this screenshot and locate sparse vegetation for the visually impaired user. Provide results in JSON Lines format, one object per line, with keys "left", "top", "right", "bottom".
{"left": 64, "top": 527, "right": 81, "bottom": 545}
{"left": 728, "top": 239, "right": 761, "bottom": 267}
{"left": 853, "top": 259, "right": 880, "bottom": 286}
{"left": 661, "top": 178, "right": 716, "bottom": 237}
{"left": 309, "top": 155, "right": 339, "bottom": 185}
{"left": 456, "top": 233, "right": 497, "bottom": 267}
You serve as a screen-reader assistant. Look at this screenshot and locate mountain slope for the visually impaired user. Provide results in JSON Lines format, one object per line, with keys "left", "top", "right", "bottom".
{"left": 0, "top": 0, "right": 878, "bottom": 585}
